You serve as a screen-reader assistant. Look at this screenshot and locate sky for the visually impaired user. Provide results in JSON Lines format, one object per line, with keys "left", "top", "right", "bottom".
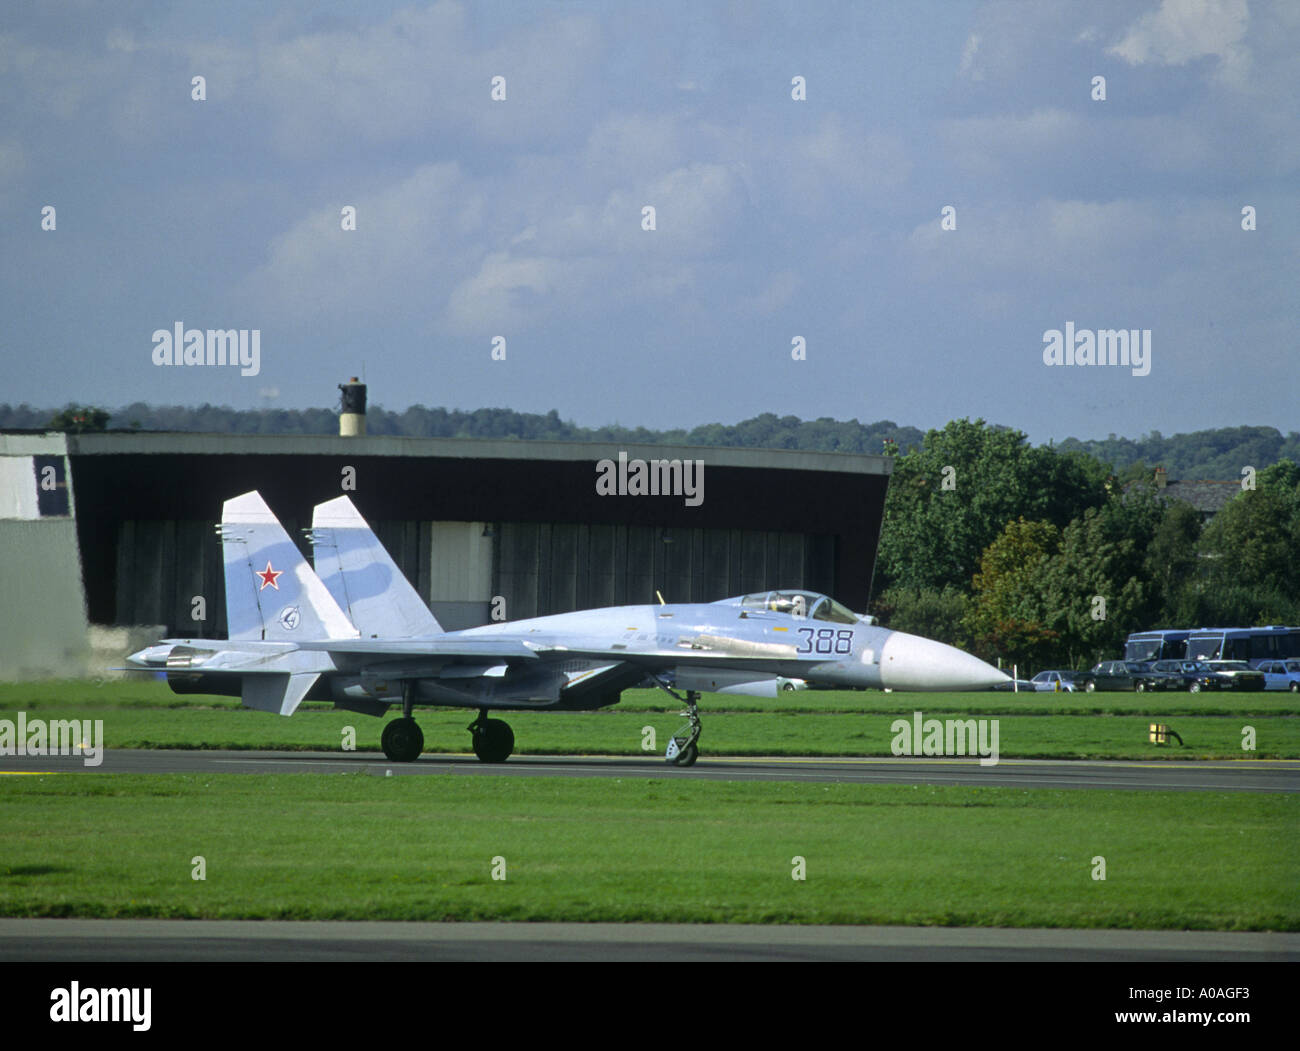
{"left": 1, "top": 0, "right": 1295, "bottom": 444}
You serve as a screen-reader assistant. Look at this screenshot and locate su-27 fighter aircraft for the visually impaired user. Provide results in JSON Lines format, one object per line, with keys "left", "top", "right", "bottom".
{"left": 128, "top": 491, "right": 1009, "bottom": 765}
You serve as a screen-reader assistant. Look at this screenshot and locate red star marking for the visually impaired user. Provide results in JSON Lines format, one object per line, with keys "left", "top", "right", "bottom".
{"left": 257, "top": 561, "right": 282, "bottom": 590}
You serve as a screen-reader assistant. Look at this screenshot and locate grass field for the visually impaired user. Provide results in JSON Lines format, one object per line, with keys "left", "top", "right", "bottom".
{"left": 3, "top": 679, "right": 1295, "bottom": 931}
{"left": 1, "top": 774, "right": 1294, "bottom": 928}
{"left": 1, "top": 680, "right": 1295, "bottom": 759}
{"left": 8, "top": 679, "right": 1300, "bottom": 715}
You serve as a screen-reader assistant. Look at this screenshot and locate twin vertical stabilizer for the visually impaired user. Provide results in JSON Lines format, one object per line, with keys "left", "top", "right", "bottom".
{"left": 309, "top": 496, "right": 443, "bottom": 639}
{"left": 220, "top": 492, "right": 359, "bottom": 642}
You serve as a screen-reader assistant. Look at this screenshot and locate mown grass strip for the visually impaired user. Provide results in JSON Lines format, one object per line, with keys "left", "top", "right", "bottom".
{"left": 5, "top": 681, "right": 1297, "bottom": 717}
{"left": 0, "top": 775, "right": 1294, "bottom": 929}
{"left": 2, "top": 705, "right": 1295, "bottom": 759}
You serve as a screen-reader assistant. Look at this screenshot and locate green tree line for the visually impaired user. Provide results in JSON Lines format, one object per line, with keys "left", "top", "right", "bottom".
{"left": 6, "top": 402, "right": 925, "bottom": 455}
{"left": 12, "top": 403, "right": 1297, "bottom": 673}
{"left": 872, "top": 420, "right": 1300, "bottom": 673}
{"left": 6, "top": 401, "right": 1297, "bottom": 477}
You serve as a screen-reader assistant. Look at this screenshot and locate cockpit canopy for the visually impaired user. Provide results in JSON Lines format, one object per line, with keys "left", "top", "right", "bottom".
{"left": 718, "top": 590, "right": 860, "bottom": 625}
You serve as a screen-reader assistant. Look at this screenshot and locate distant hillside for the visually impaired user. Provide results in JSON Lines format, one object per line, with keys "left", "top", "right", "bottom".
{"left": 1056, "top": 426, "right": 1300, "bottom": 480}
{"left": 3, "top": 402, "right": 1296, "bottom": 476}
{"left": 0, "top": 402, "right": 926, "bottom": 457}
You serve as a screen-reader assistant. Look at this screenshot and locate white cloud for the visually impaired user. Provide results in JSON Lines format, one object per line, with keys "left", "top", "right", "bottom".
{"left": 0, "top": 32, "right": 106, "bottom": 119}
{"left": 940, "top": 108, "right": 1082, "bottom": 178}
{"left": 943, "top": 0, "right": 1083, "bottom": 85}
{"left": 937, "top": 106, "right": 1254, "bottom": 187}
{"left": 768, "top": 114, "right": 910, "bottom": 218}
{"left": 958, "top": 33, "right": 983, "bottom": 80}
{"left": 443, "top": 161, "right": 744, "bottom": 331}
{"left": 235, "top": 2, "right": 603, "bottom": 153}
{"left": 242, "top": 162, "right": 485, "bottom": 324}
{"left": 446, "top": 251, "right": 583, "bottom": 331}
{"left": 1, "top": 4, "right": 603, "bottom": 153}
{"left": 243, "top": 148, "right": 748, "bottom": 335}
{"left": 1109, "top": 0, "right": 1250, "bottom": 85}
{"left": 578, "top": 113, "right": 689, "bottom": 185}
{"left": 906, "top": 197, "right": 1168, "bottom": 284}
{"left": 105, "top": 28, "right": 137, "bottom": 53}
{"left": 737, "top": 269, "right": 800, "bottom": 316}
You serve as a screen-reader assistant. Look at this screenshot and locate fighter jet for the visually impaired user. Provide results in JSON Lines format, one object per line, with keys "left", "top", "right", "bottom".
{"left": 127, "top": 491, "right": 1008, "bottom": 765}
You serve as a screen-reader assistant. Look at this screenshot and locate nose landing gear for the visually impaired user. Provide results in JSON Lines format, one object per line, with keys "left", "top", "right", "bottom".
{"left": 649, "top": 682, "right": 701, "bottom": 767}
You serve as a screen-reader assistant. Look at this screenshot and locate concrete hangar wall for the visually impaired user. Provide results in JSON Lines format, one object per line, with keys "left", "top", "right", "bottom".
{"left": 0, "top": 433, "right": 90, "bottom": 679}
{"left": 17, "top": 431, "right": 892, "bottom": 660}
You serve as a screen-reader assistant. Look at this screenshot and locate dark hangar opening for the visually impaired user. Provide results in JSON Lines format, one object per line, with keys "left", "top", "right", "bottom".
{"left": 64, "top": 434, "right": 891, "bottom": 636}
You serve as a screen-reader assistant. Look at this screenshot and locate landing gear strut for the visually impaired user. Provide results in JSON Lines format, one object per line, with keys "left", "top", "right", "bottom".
{"left": 469, "top": 710, "right": 515, "bottom": 763}
{"left": 381, "top": 682, "right": 424, "bottom": 762}
{"left": 650, "top": 678, "right": 701, "bottom": 766}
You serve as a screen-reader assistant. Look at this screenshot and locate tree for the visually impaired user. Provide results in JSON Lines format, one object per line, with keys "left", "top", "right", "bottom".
{"left": 1145, "top": 499, "right": 1202, "bottom": 618}
{"left": 1031, "top": 496, "right": 1162, "bottom": 668}
{"left": 875, "top": 418, "right": 1109, "bottom": 594}
{"left": 1200, "top": 466, "right": 1300, "bottom": 608}
{"left": 871, "top": 586, "right": 971, "bottom": 650}
{"left": 47, "top": 405, "right": 110, "bottom": 432}
{"left": 964, "top": 517, "right": 1061, "bottom": 665}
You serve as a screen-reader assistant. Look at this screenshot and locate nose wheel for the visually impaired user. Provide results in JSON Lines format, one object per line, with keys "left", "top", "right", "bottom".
{"left": 666, "top": 737, "right": 699, "bottom": 766}
{"left": 661, "top": 689, "right": 701, "bottom": 767}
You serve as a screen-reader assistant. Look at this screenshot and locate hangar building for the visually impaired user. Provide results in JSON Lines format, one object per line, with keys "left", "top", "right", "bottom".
{"left": 0, "top": 429, "right": 893, "bottom": 679}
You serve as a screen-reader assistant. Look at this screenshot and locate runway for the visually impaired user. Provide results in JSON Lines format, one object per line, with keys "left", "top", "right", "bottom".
{"left": 1, "top": 748, "right": 1297, "bottom": 792}
{"left": 1, "top": 918, "right": 1295, "bottom": 962}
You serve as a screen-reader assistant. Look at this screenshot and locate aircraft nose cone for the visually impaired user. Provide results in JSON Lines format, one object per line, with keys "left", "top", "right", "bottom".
{"left": 879, "top": 631, "right": 1008, "bottom": 691}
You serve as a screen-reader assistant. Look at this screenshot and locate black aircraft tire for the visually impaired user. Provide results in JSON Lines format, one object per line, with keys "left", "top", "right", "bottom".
{"left": 473, "top": 719, "right": 514, "bottom": 763}
{"left": 668, "top": 742, "right": 699, "bottom": 767}
{"left": 382, "top": 717, "right": 424, "bottom": 763}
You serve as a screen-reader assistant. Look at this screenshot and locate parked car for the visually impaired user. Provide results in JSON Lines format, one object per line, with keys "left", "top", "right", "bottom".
{"left": 991, "top": 677, "right": 1037, "bottom": 692}
{"left": 1080, "top": 660, "right": 1159, "bottom": 692}
{"left": 1202, "top": 661, "right": 1267, "bottom": 691}
{"left": 1162, "top": 660, "right": 1228, "bottom": 692}
{"left": 1256, "top": 659, "right": 1300, "bottom": 692}
{"left": 1148, "top": 659, "right": 1206, "bottom": 691}
{"left": 1030, "top": 670, "right": 1083, "bottom": 692}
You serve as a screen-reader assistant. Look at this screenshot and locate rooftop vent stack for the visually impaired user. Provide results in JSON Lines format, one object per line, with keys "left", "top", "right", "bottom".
{"left": 339, "top": 378, "right": 366, "bottom": 437}
{"left": 1154, "top": 466, "right": 1167, "bottom": 489}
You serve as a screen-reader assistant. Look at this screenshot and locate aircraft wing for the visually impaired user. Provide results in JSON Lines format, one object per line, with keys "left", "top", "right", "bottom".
{"left": 304, "top": 632, "right": 802, "bottom": 677}
{"left": 525, "top": 632, "right": 802, "bottom": 668}
{"left": 298, "top": 638, "right": 540, "bottom": 660}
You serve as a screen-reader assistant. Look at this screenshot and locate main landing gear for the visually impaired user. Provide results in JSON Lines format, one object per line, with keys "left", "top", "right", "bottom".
{"left": 378, "top": 687, "right": 515, "bottom": 764}
{"left": 381, "top": 682, "right": 424, "bottom": 762}
{"left": 469, "top": 710, "right": 515, "bottom": 763}
{"left": 650, "top": 678, "right": 702, "bottom": 767}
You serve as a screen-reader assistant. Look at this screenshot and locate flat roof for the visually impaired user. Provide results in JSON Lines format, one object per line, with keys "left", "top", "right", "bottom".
{"left": 0, "top": 433, "right": 71, "bottom": 456}
{"left": 56, "top": 431, "right": 893, "bottom": 476}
